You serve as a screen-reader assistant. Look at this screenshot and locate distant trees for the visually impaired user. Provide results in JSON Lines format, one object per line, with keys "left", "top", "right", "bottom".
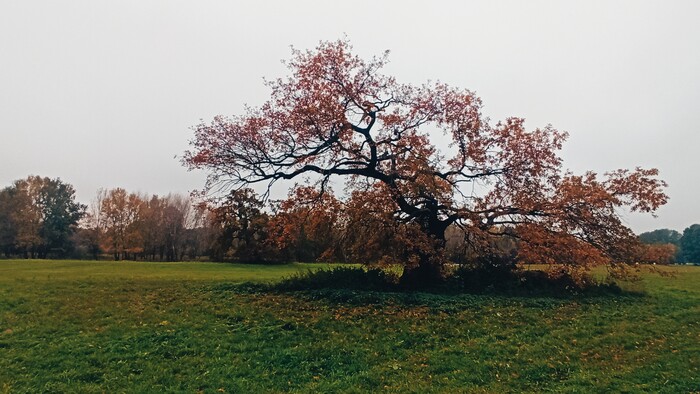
{"left": 133, "top": 193, "right": 193, "bottom": 261}
{"left": 269, "top": 187, "right": 343, "bottom": 263}
{"left": 0, "top": 176, "right": 85, "bottom": 258}
{"left": 639, "top": 229, "right": 682, "bottom": 245}
{"left": 679, "top": 224, "right": 700, "bottom": 264}
{"left": 0, "top": 190, "right": 15, "bottom": 256}
{"left": 7, "top": 178, "right": 44, "bottom": 257}
{"left": 206, "top": 189, "right": 279, "bottom": 263}
{"left": 638, "top": 225, "right": 700, "bottom": 264}
{"left": 79, "top": 189, "right": 205, "bottom": 261}
{"left": 139, "top": 195, "right": 166, "bottom": 260}
{"left": 162, "top": 194, "right": 193, "bottom": 261}
{"left": 98, "top": 188, "right": 143, "bottom": 260}
{"left": 3, "top": 173, "right": 694, "bottom": 269}
{"left": 636, "top": 228, "right": 680, "bottom": 264}
{"left": 0, "top": 179, "right": 279, "bottom": 263}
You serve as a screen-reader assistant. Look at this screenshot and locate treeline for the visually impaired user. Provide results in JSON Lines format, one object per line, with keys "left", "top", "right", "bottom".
{"left": 0, "top": 176, "right": 511, "bottom": 263}
{"left": 0, "top": 176, "right": 208, "bottom": 260}
{"left": 1, "top": 175, "right": 697, "bottom": 264}
{"left": 82, "top": 188, "right": 207, "bottom": 261}
{"left": 638, "top": 227, "right": 700, "bottom": 264}
{"left": 0, "top": 176, "right": 260, "bottom": 262}
{"left": 0, "top": 176, "right": 339, "bottom": 262}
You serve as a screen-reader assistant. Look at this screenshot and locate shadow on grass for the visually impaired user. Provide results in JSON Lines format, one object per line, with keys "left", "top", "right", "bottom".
{"left": 217, "top": 266, "right": 645, "bottom": 304}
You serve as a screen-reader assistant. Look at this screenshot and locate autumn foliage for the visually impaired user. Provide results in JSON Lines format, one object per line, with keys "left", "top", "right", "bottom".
{"left": 185, "top": 39, "right": 668, "bottom": 287}
{"left": 0, "top": 176, "right": 85, "bottom": 258}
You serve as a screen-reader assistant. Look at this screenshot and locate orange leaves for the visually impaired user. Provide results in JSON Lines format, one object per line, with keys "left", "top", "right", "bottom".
{"left": 492, "top": 118, "right": 567, "bottom": 189}
{"left": 604, "top": 168, "right": 668, "bottom": 213}
{"left": 268, "top": 186, "right": 343, "bottom": 262}
{"left": 516, "top": 224, "right": 608, "bottom": 268}
{"left": 99, "top": 188, "right": 145, "bottom": 259}
{"left": 635, "top": 243, "right": 677, "bottom": 265}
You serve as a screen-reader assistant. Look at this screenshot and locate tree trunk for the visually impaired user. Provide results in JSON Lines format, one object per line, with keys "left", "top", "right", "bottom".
{"left": 400, "top": 258, "right": 444, "bottom": 289}
{"left": 399, "top": 219, "right": 448, "bottom": 289}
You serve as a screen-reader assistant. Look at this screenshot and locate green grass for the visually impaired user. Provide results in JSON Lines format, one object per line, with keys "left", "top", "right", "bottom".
{"left": 0, "top": 260, "right": 698, "bottom": 393}
{"left": 0, "top": 259, "right": 334, "bottom": 283}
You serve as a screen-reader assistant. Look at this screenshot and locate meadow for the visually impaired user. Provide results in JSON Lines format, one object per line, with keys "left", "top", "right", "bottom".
{"left": 0, "top": 260, "right": 697, "bottom": 393}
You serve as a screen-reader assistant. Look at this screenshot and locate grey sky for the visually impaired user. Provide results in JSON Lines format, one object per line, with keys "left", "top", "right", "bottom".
{"left": 1, "top": 1, "right": 698, "bottom": 233}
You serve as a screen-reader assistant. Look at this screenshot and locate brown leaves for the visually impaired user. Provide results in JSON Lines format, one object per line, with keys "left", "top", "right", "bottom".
{"left": 99, "top": 188, "right": 146, "bottom": 258}
{"left": 268, "top": 186, "right": 343, "bottom": 261}
{"left": 605, "top": 167, "right": 668, "bottom": 214}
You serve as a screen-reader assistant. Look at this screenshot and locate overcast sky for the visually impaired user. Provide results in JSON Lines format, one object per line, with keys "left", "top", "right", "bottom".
{"left": 1, "top": 1, "right": 698, "bottom": 233}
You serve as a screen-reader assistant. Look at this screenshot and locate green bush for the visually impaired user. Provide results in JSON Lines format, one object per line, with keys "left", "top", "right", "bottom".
{"left": 269, "top": 261, "right": 623, "bottom": 297}
{"left": 274, "top": 266, "right": 399, "bottom": 291}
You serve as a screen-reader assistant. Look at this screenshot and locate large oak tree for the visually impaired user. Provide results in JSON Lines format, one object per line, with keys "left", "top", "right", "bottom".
{"left": 184, "top": 40, "right": 667, "bottom": 286}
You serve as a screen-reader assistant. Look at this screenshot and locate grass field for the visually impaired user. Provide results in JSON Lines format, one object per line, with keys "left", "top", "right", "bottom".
{"left": 0, "top": 260, "right": 698, "bottom": 393}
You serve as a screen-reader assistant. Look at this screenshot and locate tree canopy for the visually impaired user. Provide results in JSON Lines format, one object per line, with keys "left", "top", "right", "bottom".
{"left": 0, "top": 176, "right": 85, "bottom": 258}
{"left": 679, "top": 224, "right": 700, "bottom": 264}
{"left": 639, "top": 228, "right": 681, "bottom": 245}
{"left": 184, "top": 40, "right": 668, "bottom": 287}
